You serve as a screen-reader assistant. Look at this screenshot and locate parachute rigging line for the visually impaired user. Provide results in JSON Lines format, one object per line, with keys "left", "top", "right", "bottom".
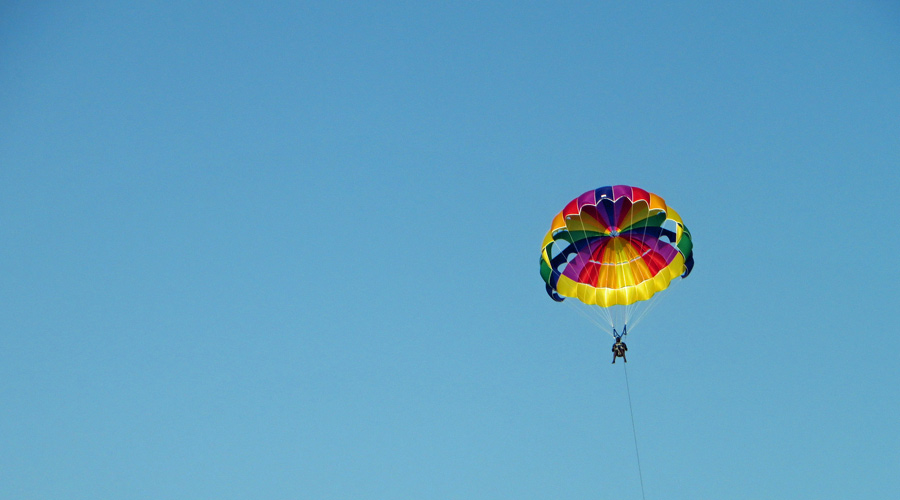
{"left": 623, "top": 363, "right": 646, "bottom": 500}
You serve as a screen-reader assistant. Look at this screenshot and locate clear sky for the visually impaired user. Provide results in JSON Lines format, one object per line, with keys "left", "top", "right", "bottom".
{"left": 2, "top": 1, "right": 899, "bottom": 499}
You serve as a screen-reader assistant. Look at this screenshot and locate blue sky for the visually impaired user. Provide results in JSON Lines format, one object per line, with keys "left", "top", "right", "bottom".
{"left": 2, "top": 1, "right": 898, "bottom": 499}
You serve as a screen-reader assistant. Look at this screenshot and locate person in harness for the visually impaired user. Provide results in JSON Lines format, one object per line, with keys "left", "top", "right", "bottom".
{"left": 611, "top": 326, "right": 628, "bottom": 364}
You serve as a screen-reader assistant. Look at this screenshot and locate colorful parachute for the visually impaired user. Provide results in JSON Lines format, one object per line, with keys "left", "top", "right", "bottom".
{"left": 540, "top": 185, "right": 693, "bottom": 335}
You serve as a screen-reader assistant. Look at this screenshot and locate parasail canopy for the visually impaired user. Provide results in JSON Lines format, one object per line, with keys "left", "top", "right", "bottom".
{"left": 540, "top": 185, "right": 693, "bottom": 317}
